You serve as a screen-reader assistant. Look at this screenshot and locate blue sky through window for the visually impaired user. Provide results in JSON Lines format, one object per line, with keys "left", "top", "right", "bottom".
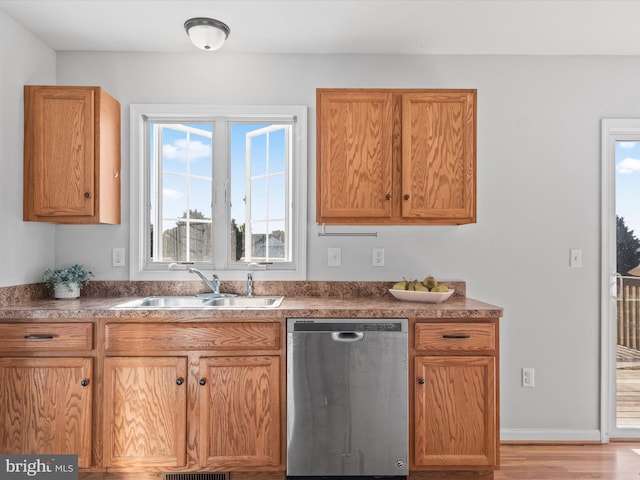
{"left": 151, "top": 122, "right": 287, "bottom": 233}
{"left": 616, "top": 141, "right": 640, "bottom": 237}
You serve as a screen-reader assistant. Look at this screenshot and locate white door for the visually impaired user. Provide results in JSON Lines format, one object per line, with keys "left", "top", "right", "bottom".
{"left": 601, "top": 119, "right": 640, "bottom": 440}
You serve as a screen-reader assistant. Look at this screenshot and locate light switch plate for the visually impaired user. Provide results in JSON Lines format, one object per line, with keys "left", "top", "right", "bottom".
{"left": 570, "top": 248, "right": 582, "bottom": 268}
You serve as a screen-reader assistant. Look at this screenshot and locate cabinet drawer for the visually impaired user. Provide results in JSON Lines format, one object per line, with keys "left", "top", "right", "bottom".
{"left": 105, "top": 322, "right": 280, "bottom": 354}
{"left": 414, "top": 322, "right": 495, "bottom": 354}
{"left": 0, "top": 323, "right": 93, "bottom": 352}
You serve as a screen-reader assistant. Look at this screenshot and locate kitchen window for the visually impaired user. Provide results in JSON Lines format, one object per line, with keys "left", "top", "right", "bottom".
{"left": 129, "top": 104, "right": 307, "bottom": 280}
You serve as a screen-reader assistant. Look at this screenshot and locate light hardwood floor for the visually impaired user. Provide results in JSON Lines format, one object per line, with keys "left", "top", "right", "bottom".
{"left": 79, "top": 444, "right": 640, "bottom": 480}
{"left": 496, "top": 443, "right": 640, "bottom": 479}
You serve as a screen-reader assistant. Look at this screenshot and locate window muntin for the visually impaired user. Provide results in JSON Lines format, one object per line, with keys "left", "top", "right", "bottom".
{"left": 130, "top": 104, "right": 307, "bottom": 279}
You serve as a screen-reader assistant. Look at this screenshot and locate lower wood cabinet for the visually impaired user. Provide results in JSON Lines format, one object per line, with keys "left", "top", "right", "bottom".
{"left": 199, "top": 355, "right": 281, "bottom": 468}
{"left": 103, "top": 320, "right": 284, "bottom": 472}
{"left": 0, "top": 315, "right": 500, "bottom": 478}
{"left": 0, "top": 322, "right": 94, "bottom": 468}
{"left": 103, "top": 356, "right": 188, "bottom": 468}
{"left": 411, "top": 319, "right": 499, "bottom": 472}
{"left": 414, "top": 355, "right": 496, "bottom": 467}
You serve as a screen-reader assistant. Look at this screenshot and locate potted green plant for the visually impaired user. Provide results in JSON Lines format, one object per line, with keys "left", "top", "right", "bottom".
{"left": 43, "top": 264, "right": 94, "bottom": 299}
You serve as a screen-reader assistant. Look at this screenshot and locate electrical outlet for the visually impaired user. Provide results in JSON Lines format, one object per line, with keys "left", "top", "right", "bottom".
{"left": 371, "top": 248, "right": 385, "bottom": 267}
{"left": 522, "top": 367, "right": 535, "bottom": 388}
{"left": 112, "top": 247, "right": 125, "bottom": 267}
{"left": 328, "top": 247, "right": 342, "bottom": 267}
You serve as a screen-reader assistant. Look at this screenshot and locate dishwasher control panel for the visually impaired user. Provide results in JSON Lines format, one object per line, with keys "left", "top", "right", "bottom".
{"left": 288, "top": 318, "right": 407, "bottom": 332}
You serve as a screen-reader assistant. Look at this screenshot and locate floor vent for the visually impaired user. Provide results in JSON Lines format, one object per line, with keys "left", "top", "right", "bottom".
{"left": 164, "top": 474, "right": 229, "bottom": 480}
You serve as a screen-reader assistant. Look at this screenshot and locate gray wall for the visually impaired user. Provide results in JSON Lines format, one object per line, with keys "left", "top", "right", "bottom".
{"left": 7, "top": 15, "right": 640, "bottom": 439}
{"left": 0, "top": 10, "right": 55, "bottom": 286}
{"left": 55, "top": 52, "right": 616, "bottom": 441}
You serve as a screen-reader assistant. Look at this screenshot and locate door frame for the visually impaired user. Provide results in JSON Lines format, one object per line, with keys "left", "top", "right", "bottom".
{"left": 600, "top": 118, "right": 640, "bottom": 441}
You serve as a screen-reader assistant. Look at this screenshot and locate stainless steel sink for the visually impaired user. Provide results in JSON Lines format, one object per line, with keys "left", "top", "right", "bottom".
{"left": 115, "top": 295, "right": 284, "bottom": 309}
{"left": 209, "top": 296, "right": 284, "bottom": 308}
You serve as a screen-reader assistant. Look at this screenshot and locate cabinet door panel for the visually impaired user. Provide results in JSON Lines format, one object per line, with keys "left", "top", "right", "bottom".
{"left": 317, "top": 90, "right": 394, "bottom": 220}
{"left": 0, "top": 357, "right": 93, "bottom": 468}
{"left": 103, "top": 357, "right": 187, "bottom": 467}
{"left": 402, "top": 91, "right": 476, "bottom": 223}
{"left": 29, "top": 87, "right": 95, "bottom": 217}
{"left": 414, "top": 356, "right": 495, "bottom": 467}
{"left": 199, "top": 356, "right": 280, "bottom": 468}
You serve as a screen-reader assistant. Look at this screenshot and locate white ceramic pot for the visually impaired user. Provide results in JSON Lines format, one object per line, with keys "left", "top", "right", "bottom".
{"left": 54, "top": 283, "right": 81, "bottom": 299}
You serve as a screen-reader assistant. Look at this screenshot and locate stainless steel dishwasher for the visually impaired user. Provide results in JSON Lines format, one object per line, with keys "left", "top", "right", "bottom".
{"left": 286, "top": 318, "right": 408, "bottom": 479}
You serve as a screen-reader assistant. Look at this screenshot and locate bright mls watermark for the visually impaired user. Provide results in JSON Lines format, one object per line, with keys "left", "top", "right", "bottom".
{"left": 0, "top": 455, "right": 77, "bottom": 480}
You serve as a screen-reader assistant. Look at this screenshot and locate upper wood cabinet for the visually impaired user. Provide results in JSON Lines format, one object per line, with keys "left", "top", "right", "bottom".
{"left": 316, "top": 88, "right": 476, "bottom": 225}
{"left": 23, "top": 85, "right": 121, "bottom": 224}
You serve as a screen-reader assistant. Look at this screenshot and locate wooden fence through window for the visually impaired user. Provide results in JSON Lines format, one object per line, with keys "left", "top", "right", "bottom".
{"left": 618, "top": 278, "right": 640, "bottom": 349}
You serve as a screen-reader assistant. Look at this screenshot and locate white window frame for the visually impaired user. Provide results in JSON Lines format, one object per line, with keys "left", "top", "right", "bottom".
{"left": 129, "top": 104, "right": 307, "bottom": 281}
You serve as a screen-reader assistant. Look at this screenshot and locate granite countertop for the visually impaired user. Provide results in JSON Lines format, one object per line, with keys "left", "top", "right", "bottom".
{"left": 0, "top": 295, "right": 503, "bottom": 321}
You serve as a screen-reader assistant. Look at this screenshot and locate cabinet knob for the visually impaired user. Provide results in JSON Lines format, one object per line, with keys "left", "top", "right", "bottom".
{"left": 176, "top": 377, "right": 184, "bottom": 386}
{"left": 417, "top": 378, "right": 425, "bottom": 384}
{"left": 113, "top": 170, "right": 119, "bottom": 179}
{"left": 403, "top": 194, "right": 410, "bottom": 200}
{"left": 385, "top": 194, "right": 391, "bottom": 200}
{"left": 199, "top": 378, "right": 207, "bottom": 386}
{"left": 81, "top": 379, "right": 90, "bottom": 387}
{"left": 84, "top": 192, "right": 91, "bottom": 199}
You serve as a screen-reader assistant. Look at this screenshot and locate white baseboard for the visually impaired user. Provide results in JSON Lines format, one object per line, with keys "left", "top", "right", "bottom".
{"left": 501, "top": 428, "right": 602, "bottom": 442}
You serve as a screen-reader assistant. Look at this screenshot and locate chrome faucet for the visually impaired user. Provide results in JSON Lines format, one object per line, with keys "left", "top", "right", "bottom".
{"left": 247, "top": 272, "right": 253, "bottom": 297}
{"left": 210, "top": 274, "right": 220, "bottom": 294}
{"left": 188, "top": 268, "right": 220, "bottom": 294}
{"left": 168, "top": 263, "right": 220, "bottom": 294}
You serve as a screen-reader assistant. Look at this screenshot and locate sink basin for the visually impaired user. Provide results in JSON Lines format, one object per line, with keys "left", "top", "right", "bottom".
{"left": 115, "top": 295, "right": 284, "bottom": 309}
{"left": 209, "top": 296, "right": 284, "bottom": 308}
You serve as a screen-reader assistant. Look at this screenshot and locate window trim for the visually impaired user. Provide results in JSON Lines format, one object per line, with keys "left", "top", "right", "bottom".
{"left": 129, "top": 104, "right": 307, "bottom": 281}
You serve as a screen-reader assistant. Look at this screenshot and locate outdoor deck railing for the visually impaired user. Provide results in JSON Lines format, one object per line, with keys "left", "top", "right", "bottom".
{"left": 618, "top": 277, "right": 640, "bottom": 349}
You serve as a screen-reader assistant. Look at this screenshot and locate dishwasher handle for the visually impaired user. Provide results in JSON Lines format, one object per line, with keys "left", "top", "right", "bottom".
{"left": 330, "top": 331, "right": 365, "bottom": 342}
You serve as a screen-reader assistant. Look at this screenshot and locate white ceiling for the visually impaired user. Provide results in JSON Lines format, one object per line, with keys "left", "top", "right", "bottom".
{"left": 1, "top": 0, "right": 639, "bottom": 56}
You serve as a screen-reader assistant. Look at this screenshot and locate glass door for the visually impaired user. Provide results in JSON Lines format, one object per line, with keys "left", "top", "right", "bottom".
{"left": 602, "top": 120, "right": 640, "bottom": 440}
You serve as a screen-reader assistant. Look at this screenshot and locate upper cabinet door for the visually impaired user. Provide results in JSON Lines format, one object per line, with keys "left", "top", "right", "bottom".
{"left": 316, "top": 88, "right": 476, "bottom": 225}
{"left": 316, "top": 90, "right": 394, "bottom": 222}
{"left": 29, "top": 87, "right": 95, "bottom": 217}
{"left": 402, "top": 91, "right": 476, "bottom": 224}
{"left": 23, "top": 85, "right": 121, "bottom": 224}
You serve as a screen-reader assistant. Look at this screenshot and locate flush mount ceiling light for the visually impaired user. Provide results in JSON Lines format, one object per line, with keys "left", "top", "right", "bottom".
{"left": 184, "top": 17, "right": 230, "bottom": 51}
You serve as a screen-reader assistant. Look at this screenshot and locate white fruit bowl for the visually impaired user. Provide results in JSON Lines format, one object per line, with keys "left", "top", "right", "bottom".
{"left": 388, "top": 288, "right": 455, "bottom": 304}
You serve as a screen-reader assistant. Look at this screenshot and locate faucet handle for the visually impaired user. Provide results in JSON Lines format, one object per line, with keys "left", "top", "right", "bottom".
{"left": 168, "top": 262, "right": 191, "bottom": 270}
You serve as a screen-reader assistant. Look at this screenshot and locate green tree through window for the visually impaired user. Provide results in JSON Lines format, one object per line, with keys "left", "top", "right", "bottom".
{"left": 617, "top": 215, "right": 640, "bottom": 275}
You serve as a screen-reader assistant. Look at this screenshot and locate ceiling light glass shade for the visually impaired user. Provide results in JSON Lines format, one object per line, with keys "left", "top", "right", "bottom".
{"left": 184, "top": 17, "right": 230, "bottom": 51}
